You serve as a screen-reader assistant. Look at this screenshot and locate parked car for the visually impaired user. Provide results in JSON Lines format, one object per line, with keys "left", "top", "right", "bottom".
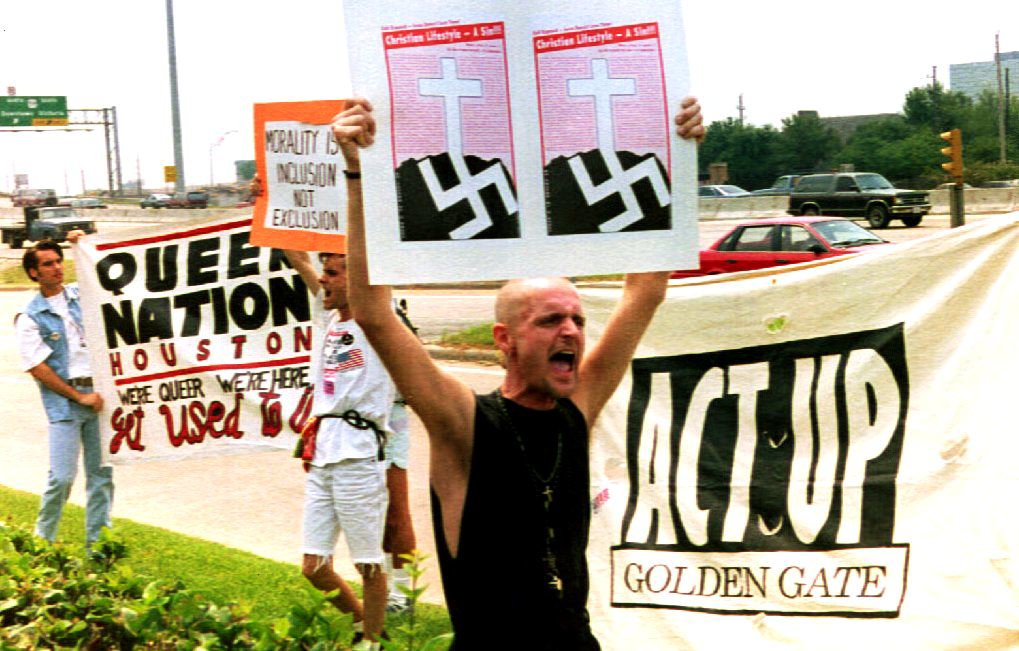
{"left": 699, "top": 184, "right": 750, "bottom": 198}
{"left": 751, "top": 174, "right": 801, "bottom": 196}
{"left": 788, "top": 172, "right": 930, "bottom": 228}
{"left": 978, "top": 179, "right": 1019, "bottom": 188}
{"left": 11, "top": 188, "right": 57, "bottom": 207}
{"left": 70, "top": 197, "right": 107, "bottom": 209}
{"left": 141, "top": 193, "right": 172, "bottom": 208}
{"left": 671, "top": 216, "right": 890, "bottom": 278}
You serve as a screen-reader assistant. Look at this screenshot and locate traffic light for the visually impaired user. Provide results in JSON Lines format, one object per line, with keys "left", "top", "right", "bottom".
{"left": 940, "top": 128, "right": 964, "bottom": 181}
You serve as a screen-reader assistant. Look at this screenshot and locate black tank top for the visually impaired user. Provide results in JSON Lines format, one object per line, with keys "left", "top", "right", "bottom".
{"left": 431, "top": 391, "right": 601, "bottom": 651}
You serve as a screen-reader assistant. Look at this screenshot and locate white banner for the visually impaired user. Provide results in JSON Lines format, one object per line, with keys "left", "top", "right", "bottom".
{"left": 74, "top": 216, "right": 316, "bottom": 464}
{"left": 344, "top": 0, "right": 697, "bottom": 284}
{"left": 585, "top": 214, "right": 1019, "bottom": 649}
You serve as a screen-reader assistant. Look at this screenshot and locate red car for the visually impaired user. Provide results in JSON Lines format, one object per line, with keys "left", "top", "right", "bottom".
{"left": 672, "top": 217, "right": 889, "bottom": 278}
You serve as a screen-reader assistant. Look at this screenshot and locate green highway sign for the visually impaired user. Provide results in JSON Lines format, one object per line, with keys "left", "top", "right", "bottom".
{"left": 0, "top": 96, "right": 68, "bottom": 127}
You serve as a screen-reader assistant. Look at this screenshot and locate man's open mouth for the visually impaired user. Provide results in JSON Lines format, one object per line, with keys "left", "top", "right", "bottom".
{"left": 549, "top": 351, "right": 576, "bottom": 373}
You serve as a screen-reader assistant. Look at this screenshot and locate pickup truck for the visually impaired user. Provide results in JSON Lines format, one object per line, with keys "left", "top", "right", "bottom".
{"left": 1, "top": 206, "right": 98, "bottom": 249}
{"left": 787, "top": 172, "right": 930, "bottom": 228}
{"left": 165, "top": 191, "right": 209, "bottom": 209}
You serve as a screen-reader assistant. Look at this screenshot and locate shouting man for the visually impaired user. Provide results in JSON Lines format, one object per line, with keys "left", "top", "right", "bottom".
{"left": 334, "top": 97, "right": 703, "bottom": 649}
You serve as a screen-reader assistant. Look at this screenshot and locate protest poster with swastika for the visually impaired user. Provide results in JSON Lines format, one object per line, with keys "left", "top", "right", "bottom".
{"left": 383, "top": 22, "right": 520, "bottom": 243}
{"left": 344, "top": 1, "right": 697, "bottom": 284}
{"left": 533, "top": 21, "right": 672, "bottom": 236}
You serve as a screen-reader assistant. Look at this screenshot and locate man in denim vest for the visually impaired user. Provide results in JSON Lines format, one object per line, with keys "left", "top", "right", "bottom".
{"left": 15, "top": 240, "right": 112, "bottom": 550}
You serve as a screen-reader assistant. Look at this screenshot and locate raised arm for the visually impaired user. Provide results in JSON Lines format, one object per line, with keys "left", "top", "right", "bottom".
{"left": 573, "top": 271, "right": 668, "bottom": 424}
{"left": 282, "top": 250, "right": 320, "bottom": 296}
{"left": 573, "top": 96, "right": 705, "bottom": 424}
{"left": 334, "top": 100, "right": 476, "bottom": 459}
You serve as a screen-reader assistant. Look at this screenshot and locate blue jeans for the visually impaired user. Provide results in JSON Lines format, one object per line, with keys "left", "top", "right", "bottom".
{"left": 35, "top": 393, "right": 114, "bottom": 544}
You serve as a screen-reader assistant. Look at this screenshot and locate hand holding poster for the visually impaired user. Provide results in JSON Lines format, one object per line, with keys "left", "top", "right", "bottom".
{"left": 250, "top": 100, "right": 348, "bottom": 252}
{"left": 74, "top": 217, "right": 318, "bottom": 463}
{"left": 344, "top": 0, "right": 697, "bottom": 284}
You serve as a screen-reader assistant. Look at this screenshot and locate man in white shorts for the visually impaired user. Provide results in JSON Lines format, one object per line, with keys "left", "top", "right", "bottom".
{"left": 285, "top": 249, "right": 391, "bottom": 646}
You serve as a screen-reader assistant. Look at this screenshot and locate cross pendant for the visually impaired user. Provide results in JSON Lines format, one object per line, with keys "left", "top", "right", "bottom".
{"left": 549, "top": 573, "right": 563, "bottom": 594}
{"left": 542, "top": 485, "right": 554, "bottom": 508}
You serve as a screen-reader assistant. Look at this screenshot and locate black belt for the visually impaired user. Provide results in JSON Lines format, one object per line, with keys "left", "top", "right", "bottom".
{"left": 318, "top": 409, "right": 387, "bottom": 461}
{"left": 68, "top": 377, "right": 93, "bottom": 389}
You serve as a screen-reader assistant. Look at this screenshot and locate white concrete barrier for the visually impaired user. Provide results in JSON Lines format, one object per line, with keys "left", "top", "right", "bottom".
{"left": 0, "top": 206, "right": 249, "bottom": 223}
{"left": 3, "top": 189, "right": 1016, "bottom": 226}
{"left": 700, "top": 195, "right": 787, "bottom": 220}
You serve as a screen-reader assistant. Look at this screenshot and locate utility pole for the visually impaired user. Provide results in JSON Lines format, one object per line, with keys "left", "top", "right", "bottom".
{"left": 1007, "top": 68, "right": 1012, "bottom": 138}
{"left": 737, "top": 94, "right": 745, "bottom": 125}
{"left": 929, "top": 66, "right": 938, "bottom": 130}
{"left": 995, "top": 33, "right": 1007, "bottom": 163}
{"left": 165, "top": 0, "right": 186, "bottom": 194}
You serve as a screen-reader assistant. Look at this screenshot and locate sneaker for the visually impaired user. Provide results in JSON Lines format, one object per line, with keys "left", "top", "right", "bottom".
{"left": 351, "top": 629, "right": 388, "bottom": 649}
{"left": 385, "top": 592, "right": 411, "bottom": 615}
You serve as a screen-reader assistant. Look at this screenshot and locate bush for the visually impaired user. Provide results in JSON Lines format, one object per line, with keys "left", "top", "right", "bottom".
{"left": 0, "top": 522, "right": 450, "bottom": 650}
{"left": 962, "top": 161, "right": 1019, "bottom": 187}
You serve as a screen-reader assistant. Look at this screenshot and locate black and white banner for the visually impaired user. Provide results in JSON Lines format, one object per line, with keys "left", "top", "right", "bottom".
{"left": 74, "top": 216, "right": 315, "bottom": 463}
{"left": 586, "top": 215, "right": 1019, "bottom": 649}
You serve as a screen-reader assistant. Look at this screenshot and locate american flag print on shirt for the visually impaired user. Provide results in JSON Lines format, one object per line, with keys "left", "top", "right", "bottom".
{"left": 334, "top": 348, "right": 365, "bottom": 372}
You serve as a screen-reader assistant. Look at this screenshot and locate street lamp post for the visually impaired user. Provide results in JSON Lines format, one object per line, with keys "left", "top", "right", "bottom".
{"left": 209, "top": 130, "right": 238, "bottom": 186}
{"left": 165, "top": 0, "right": 186, "bottom": 195}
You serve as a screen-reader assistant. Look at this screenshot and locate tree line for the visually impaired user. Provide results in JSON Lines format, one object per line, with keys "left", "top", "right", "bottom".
{"left": 700, "top": 83, "right": 1019, "bottom": 190}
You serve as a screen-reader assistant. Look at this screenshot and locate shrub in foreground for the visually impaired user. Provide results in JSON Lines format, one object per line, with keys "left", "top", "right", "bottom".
{"left": 0, "top": 522, "right": 450, "bottom": 650}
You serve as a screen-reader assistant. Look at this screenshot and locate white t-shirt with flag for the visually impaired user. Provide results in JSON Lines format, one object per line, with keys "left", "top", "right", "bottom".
{"left": 310, "top": 311, "right": 396, "bottom": 465}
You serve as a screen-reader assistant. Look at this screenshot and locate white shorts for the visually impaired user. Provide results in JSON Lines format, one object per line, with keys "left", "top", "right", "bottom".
{"left": 302, "top": 457, "right": 388, "bottom": 564}
{"left": 385, "top": 402, "right": 410, "bottom": 469}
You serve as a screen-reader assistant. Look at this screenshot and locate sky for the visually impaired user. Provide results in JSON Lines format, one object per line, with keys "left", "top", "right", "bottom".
{"left": 1, "top": 0, "right": 1016, "bottom": 194}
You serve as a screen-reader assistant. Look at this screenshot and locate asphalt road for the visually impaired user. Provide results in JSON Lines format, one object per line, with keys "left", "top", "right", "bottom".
{"left": 0, "top": 209, "right": 993, "bottom": 262}
{"left": 0, "top": 212, "right": 996, "bottom": 343}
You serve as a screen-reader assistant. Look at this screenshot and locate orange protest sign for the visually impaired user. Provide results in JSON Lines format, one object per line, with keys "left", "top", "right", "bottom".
{"left": 250, "top": 100, "right": 348, "bottom": 252}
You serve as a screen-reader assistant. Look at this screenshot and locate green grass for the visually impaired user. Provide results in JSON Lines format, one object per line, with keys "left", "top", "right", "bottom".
{"left": 0, "top": 257, "right": 77, "bottom": 286}
{"left": 440, "top": 322, "right": 495, "bottom": 348}
{"left": 574, "top": 274, "right": 624, "bottom": 281}
{"left": 0, "top": 484, "right": 452, "bottom": 637}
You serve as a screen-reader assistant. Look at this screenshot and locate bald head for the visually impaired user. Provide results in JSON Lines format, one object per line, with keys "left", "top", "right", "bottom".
{"left": 495, "top": 277, "right": 578, "bottom": 330}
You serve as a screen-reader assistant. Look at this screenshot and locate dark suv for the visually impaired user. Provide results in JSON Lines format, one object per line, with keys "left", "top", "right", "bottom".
{"left": 787, "top": 172, "right": 930, "bottom": 228}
